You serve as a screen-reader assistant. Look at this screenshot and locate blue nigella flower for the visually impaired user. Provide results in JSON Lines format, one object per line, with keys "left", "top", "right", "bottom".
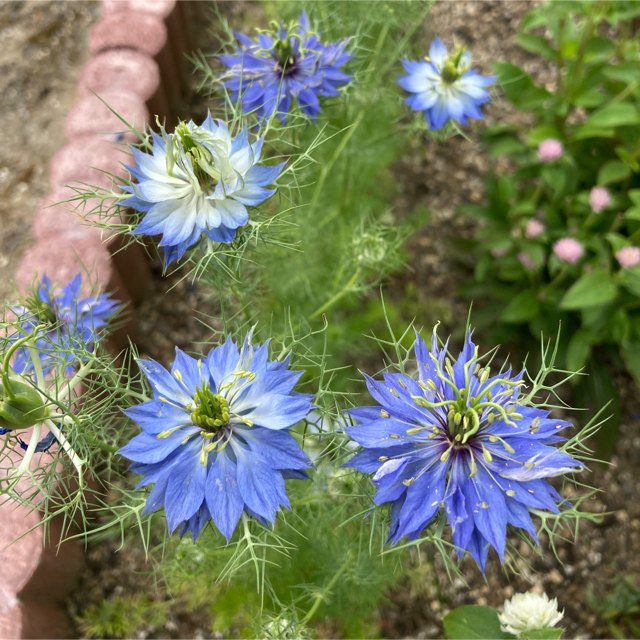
{"left": 119, "top": 331, "right": 314, "bottom": 540}
{"left": 122, "top": 115, "right": 285, "bottom": 266}
{"left": 19, "top": 429, "right": 59, "bottom": 453}
{"left": 344, "top": 327, "right": 584, "bottom": 570}
{"left": 12, "top": 273, "right": 120, "bottom": 377}
{"left": 220, "top": 11, "right": 353, "bottom": 122}
{"left": 398, "top": 37, "right": 496, "bottom": 130}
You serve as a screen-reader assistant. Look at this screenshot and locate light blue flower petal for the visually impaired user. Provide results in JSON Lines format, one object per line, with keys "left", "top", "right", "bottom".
{"left": 206, "top": 453, "right": 244, "bottom": 542}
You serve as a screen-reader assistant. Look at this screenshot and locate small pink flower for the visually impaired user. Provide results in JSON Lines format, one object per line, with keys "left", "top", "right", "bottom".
{"left": 589, "top": 186, "right": 611, "bottom": 213}
{"left": 518, "top": 251, "right": 536, "bottom": 270}
{"left": 538, "top": 139, "right": 564, "bottom": 163}
{"left": 616, "top": 246, "right": 640, "bottom": 269}
{"left": 553, "top": 238, "right": 584, "bottom": 264}
{"left": 491, "top": 247, "right": 509, "bottom": 258}
{"left": 525, "top": 219, "right": 545, "bottom": 238}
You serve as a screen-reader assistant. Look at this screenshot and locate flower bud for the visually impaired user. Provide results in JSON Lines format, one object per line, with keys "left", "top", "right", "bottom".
{"left": 553, "top": 237, "right": 584, "bottom": 264}
{"left": 537, "top": 138, "right": 563, "bottom": 162}
{"left": 589, "top": 186, "right": 611, "bottom": 213}
{"left": 616, "top": 246, "right": 640, "bottom": 269}
{"left": 0, "top": 371, "right": 47, "bottom": 431}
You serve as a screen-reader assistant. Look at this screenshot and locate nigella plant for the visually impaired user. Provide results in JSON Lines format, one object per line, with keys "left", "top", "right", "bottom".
{"left": 344, "top": 327, "right": 584, "bottom": 570}
{"left": 122, "top": 115, "right": 285, "bottom": 266}
{"left": 12, "top": 273, "right": 119, "bottom": 377}
{"left": 220, "top": 11, "right": 353, "bottom": 122}
{"left": 119, "top": 331, "right": 314, "bottom": 540}
{"left": 398, "top": 37, "right": 495, "bottom": 130}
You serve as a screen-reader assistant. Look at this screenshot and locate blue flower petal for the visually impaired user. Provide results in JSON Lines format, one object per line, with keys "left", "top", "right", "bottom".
{"left": 205, "top": 453, "right": 244, "bottom": 542}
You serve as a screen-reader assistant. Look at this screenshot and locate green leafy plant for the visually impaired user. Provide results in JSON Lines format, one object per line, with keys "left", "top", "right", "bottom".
{"left": 77, "top": 594, "right": 169, "bottom": 639}
{"left": 444, "top": 604, "right": 562, "bottom": 640}
{"left": 589, "top": 575, "right": 640, "bottom": 639}
{"left": 458, "top": 0, "right": 640, "bottom": 455}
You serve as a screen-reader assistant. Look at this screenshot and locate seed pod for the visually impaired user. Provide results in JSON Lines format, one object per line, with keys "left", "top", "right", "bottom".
{"left": 0, "top": 372, "right": 47, "bottom": 431}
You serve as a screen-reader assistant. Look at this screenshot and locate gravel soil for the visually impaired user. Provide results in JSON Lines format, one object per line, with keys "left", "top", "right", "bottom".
{"left": 3, "top": 1, "right": 640, "bottom": 638}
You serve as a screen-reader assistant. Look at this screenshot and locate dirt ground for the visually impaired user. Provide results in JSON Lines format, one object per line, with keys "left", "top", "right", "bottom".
{"left": 3, "top": 1, "right": 640, "bottom": 638}
{"left": 0, "top": 1, "right": 100, "bottom": 304}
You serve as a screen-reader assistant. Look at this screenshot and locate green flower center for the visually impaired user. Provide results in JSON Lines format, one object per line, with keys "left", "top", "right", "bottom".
{"left": 273, "top": 37, "right": 297, "bottom": 73}
{"left": 174, "top": 123, "right": 220, "bottom": 191}
{"left": 190, "top": 383, "right": 230, "bottom": 432}
{"left": 439, "top": 48, "right": 468, "bottom": 85}
{"left": 25, "top": 295, "right": 57, "bottom": 325}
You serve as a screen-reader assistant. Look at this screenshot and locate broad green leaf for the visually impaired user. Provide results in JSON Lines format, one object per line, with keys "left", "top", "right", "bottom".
{"left": 493, "top": 62, "right": 552, "bottom": 110}
{"left": 624, "top": 206, "right": 640, "bottom": 221}
{"left": 587, "top": 102, "right": 640, "bottom": 127}
{"left": 567, "top": 329, "right": 594, "bottom": 372}
{"left": 518, "top": 87, "right": 554, "bottom": 110}
{"left": 603, "top": 62, "right": 640, "bottom": 84}
{"left": 517, "top": 33, "right": 556, "bottom": 60}
{"left": 606, "top": 232, "right": 629, "bottom": 253}
{"left": 489, "top": 137, "right": 527, "bottom": 158}
{"left": 584, "top": 36, "right": 617, "bottom": 61}
{"left": 598, "top": 160, "right": 632, "bottom": 185}
{"left": 572, "top": 124, "right": 615, "bottom": 140}
{"left": 493, "top": 61, "right": 533, "bottom": 101}
{"left": 527, "top": 627, "right": 563, "bottom": 639}
{"left": 510, "top": 201, "right": 536, "bottom": 216}
{"left": 630, "top": 189, "right": 640, "bottom": 206}
{"left": 622, "top": 266, "right": 640, "bottom": 297}
{"left": 560, "top": 270, "right": 618, "bottom": 310}
{"left": 622, "top": 341, "right": 640, "bottom": 387}
{"left": 527, "top": 125, "right": 562, "bottom": 146}
{"left": 561, "top": 39, "right": 579, "bottom": 59}
{"left": 615, "top": 146, "right": 640, "bottom": 171}
{"left": 573, "top": 90, "right": 606, "bottom": 108}
{"left": 501, "top": 290, "right": 540, "bottom": 323}
{"left": 609, "top": 309, "right": 630, "bottom": 343}
{"left": 443, "top": 606, "right": 514, "bottom": 640}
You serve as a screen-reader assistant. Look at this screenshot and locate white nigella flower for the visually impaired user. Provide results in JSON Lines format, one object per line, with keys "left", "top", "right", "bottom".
{"left": 499, "top": 591, "right": 564, "bottom": 638}
{"left": 122, "top": 114, "right": 285, "bottom": 265}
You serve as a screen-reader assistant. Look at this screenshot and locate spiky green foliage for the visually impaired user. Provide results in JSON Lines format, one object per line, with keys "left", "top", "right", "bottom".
{"left": 77, "top": 594, "right": 169, "bottom": 639}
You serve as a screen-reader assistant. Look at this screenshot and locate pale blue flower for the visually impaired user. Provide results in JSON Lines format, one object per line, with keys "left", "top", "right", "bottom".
{"left": 119, "top": 331, "right": 314, "bottom": 540}
{"left": 122, "top": 115, "right": 285, "bottom": 265}
{"left": 398, "top": 37, "right": 496, "bottom": 130}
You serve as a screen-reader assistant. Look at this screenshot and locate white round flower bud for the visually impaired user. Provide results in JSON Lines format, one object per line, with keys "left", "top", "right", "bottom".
{"left": 498, "top": 591, "right": 563, "bottom": 638}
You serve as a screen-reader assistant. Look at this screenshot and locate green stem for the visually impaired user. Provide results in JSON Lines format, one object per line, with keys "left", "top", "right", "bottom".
{"left": 13, "top": 422, "right": 43, "bottom": 478}
{"left": 566, "top": 8, "right": 596, "bottom": 106}
{"left": 309, "top": 268, "right": 361, "bottom": 320}
{"left": 539, "top": 267, "right": 568, "bottom": 300}
{"left": 26, "top": 341, "right": 45, "bottom": 391}
{"left": 301, "top": 552, "right": 354, "bottom": 625}
{"left": 58, "top": 360, "right": 94, "bottom": 401}
{"left": 45, "top": 418, "right": 85, "bottom": 485}
{"left": 86, "top": 433, "right": 118, "bottom": 456}
{"left": 308, "top": 111, "right": 365, "bottom": 215}
{"left": 1, "top": 328, "right": 45, "bottom": 399}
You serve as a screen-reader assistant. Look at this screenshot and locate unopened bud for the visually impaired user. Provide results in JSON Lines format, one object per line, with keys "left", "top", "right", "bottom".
{"left": 0, "top": 371, "right": 47, "bottom": 431}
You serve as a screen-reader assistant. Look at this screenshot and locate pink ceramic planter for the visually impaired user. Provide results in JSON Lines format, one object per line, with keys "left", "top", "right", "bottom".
{"left": 49, "top": 136, "right": 132, "bottom": 190}
{"left": 89, "top": 10, "right": 182, "bottom": 111}
{"left": 65, "top": 90, "right": 149, "bottom": 143}
{"left": 79, "top": 50, "right": 170, "bottom": 124}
